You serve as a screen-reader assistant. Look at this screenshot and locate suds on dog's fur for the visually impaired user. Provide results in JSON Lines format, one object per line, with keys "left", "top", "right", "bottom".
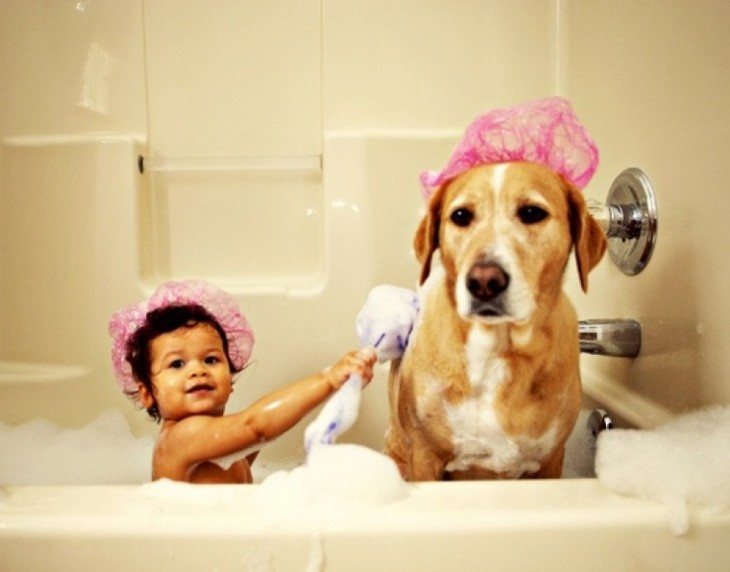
{"left": 464, "top": 327, "right": 508, "bottom": 391}
{"left": 445, "top": 326, "right": 559, "bottom": 478}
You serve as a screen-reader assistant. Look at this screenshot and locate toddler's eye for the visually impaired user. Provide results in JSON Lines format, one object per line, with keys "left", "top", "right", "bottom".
{"left": 204, "top": 356, "right": 220, "bottom": 365}
{"left": 169, "top": 359, "right": 185, "bottom": 369}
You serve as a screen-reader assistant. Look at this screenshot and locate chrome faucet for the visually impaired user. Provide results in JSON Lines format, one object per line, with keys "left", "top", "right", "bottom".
{"left": 587, "top": 408, "right": 614, "bottom": 435}
{"left": 579, "top": 319, "right": 641, "bottom": 358}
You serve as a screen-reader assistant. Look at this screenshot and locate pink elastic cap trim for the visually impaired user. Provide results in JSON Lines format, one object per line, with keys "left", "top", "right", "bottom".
{"left": 420, "top": 96, "right": 599, "bottom": 201}
{"left": 108, "top": 279, "right": 255, "bottom": 395}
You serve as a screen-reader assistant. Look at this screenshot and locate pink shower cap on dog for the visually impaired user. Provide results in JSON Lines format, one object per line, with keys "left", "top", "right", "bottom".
{"left": 108, "top": 279, "right": 255, "bottom": 395}
{"left": 420, "top": 97, "right": 599, "bottom": 200}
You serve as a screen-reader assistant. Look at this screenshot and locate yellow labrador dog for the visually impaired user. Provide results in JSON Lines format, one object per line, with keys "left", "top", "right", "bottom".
{"left": 385, "top": 161, "right": 606, "bottom": 481}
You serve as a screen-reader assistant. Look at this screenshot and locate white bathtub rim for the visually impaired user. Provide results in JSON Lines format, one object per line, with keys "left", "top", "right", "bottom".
{"left": 2, "top": 479, "right": 729, "bottom": 536}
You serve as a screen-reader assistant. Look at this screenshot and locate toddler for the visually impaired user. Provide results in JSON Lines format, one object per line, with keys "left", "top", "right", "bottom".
{"left": 109, "top": 280, "right": 376, "bottom": 484}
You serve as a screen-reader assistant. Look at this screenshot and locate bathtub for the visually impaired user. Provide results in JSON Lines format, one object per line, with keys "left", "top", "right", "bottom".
{"left": 2, "top": 133, "right": 730, "bottom": 571}
{"left": 3, "top": 0, "right": 730, "bottom": 568}
{"left": 2, "top": 369, "right": 730, "bottom": 572}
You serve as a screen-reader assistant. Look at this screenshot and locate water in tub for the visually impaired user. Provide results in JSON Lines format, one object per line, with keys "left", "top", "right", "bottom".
{"left": 3, "top": 404, "right": 730, "bottom": 536}
{"left": 0, "top": 407, "right": 597, "bottom": 487}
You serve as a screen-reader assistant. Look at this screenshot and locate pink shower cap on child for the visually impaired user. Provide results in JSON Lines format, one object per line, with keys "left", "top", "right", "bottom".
{"left": 420, "top": 97, "right": 599, "bottom": 200}
{"left": 108, "top": 279, "right": 255, "bottom": 395}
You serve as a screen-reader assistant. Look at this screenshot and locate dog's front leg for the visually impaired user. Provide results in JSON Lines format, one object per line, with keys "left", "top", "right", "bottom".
{"left": 532, "top": 445, "right": 565, "bottom": 479}
{"left": 387, "top": 360, "right": 448, "bottom": 481}
{"left": 383, "top": 426, "right": 409, "bottom": 477}
{"left": 405, "top": 447, "right": 446, "bottom": 482}
{"left": 384, "top": 424, "right": 446, "bottom": 481}
{"left": 403, "top": 432, "right": 449, "bottom": 482}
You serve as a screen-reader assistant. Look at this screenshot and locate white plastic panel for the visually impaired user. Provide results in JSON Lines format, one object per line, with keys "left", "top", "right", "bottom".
{"left": 323, "top": 0, "right": 556, "bottom": 131}
{"left": 0, "top": 137, "right": 144, "bottom": 426}
{"left": 143, "top": 0, "right": 321, "bottom": 158}
{"left": 143, "top": 167, "right": 324, "bottom": 289}
{"left": 0, "top": 1, "right": 146, "bottom": 138}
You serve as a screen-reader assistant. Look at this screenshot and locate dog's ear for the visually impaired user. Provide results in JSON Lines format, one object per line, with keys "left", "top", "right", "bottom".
{"left": 566, "top": 184, "right": 607, "bottom": 292}
{"left": 413, "top": 186, "right": 445, "bottom": 285}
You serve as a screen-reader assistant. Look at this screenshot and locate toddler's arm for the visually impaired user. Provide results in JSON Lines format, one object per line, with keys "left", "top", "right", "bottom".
{"left": 158, "top": 348, "right": 376, "bottom": 470}
{"left": 234, "top": 346, "right": 376, "bottom": 443}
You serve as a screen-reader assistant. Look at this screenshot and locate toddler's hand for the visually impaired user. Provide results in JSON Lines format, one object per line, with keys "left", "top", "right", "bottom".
{"left": 326, "top": 347, "right": 377, "bottom": 390}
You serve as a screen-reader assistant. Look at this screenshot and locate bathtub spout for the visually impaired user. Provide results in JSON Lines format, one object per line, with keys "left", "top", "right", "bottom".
{"left": 579, "top": 319, "right": 641, "bottom": 358}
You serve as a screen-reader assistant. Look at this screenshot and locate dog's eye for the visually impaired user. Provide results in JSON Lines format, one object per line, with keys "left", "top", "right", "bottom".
{"left": 450, "top": 208, "right": 474, "bottom": 227}
{"left": 517, "top": 205, "right": 548, "bottom": 224}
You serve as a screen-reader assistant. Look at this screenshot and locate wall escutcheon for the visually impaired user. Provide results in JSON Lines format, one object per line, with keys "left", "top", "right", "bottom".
{"left": 588, "top": 167, "right": 658, "bottom": 276}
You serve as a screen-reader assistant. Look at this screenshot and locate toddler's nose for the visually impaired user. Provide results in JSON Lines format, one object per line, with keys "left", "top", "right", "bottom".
{"left": 189, "top": 361, "right": 209, "bottom": 376}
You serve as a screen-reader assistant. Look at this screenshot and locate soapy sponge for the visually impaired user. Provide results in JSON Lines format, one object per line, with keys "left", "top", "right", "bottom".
{"left": 356, "top": 285, "right": 419, "bottom": 362}
{"left": 304, "top": 285, "right": 419, "bottom": 451}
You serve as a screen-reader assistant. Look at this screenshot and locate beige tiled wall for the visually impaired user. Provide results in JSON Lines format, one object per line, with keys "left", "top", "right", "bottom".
{"left": 1, "top": 1, "right": 729, "bottom": 442}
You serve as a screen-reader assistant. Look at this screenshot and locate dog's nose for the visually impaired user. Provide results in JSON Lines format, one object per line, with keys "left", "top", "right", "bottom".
{"left": 466, "top": 261, "right": 510, "bottom": 301}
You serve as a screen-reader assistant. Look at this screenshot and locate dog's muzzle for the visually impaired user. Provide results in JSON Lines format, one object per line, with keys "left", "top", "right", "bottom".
{"left": 465, "top": 260, "right": 510, "bottom": 318}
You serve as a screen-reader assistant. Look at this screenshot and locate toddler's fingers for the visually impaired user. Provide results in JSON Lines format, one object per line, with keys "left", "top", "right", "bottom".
{"left": 358, "top": 346, "right": 377, "bottom": 362}
{"left": 356, "top": 350, "right": 376, "bottom": 386}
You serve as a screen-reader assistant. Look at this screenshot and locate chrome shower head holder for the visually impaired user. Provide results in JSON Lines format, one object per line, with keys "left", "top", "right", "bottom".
{"left": 588, "top": 167, "right": 658, "bottom": 276}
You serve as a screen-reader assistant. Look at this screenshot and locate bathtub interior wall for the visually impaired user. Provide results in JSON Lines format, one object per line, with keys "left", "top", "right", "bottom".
{"left": 0, "top": 1, "right": 147, "bottom": 139}
{"left": 0, "top": 0, "right": 559, "bottom": 448}
{"left": 0, "top": 137, "right": 147, "bottom": 430}
{"left": 562, "top": 1, "right": 730, "bottom": 421}
{"left": 2, "top": 0, "right": 730, "bottom": 454}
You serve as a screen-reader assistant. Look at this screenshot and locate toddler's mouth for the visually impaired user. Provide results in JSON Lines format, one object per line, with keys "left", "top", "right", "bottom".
{"left": 186, "top": 383, "right": 214, "bottom": 394}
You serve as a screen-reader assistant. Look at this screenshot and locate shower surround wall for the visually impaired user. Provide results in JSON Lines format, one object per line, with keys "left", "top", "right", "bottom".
{"left": 2, "top": 0, "right": 730, "bottom": 442}
{"left": 3, "top": 2, "right": 730, "bottom": 570}
{"left": 563, "top": 1, "right": 730, "bottom": 422}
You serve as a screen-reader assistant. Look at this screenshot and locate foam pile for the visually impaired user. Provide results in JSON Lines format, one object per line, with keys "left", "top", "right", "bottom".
{"left": 0, "top": 409, "right": 153, "bottom": 485}
{"left": 595, "top": 405, "right": 730, "bottom": 535}
{"left": 250, "top": 443, "right": 411, "bottom": 512}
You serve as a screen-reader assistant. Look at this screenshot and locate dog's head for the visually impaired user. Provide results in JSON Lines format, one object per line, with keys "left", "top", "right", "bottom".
{"left": 414, "top": 162, "right": 606, "bottom": 324}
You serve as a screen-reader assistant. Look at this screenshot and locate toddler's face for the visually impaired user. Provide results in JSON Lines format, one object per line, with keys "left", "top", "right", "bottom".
{"left": 146, "top": 323, "right": 233, "bottom": 421}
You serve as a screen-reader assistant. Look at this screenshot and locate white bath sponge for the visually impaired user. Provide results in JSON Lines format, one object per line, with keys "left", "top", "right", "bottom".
{"left": 304, "top": 285, "right": 419, "bottom": 452}
{"left": 355, "top": 284, "right": 419, "bottom": 362}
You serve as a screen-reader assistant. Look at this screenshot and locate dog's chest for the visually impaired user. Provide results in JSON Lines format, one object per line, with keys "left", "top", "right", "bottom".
{"left": 434, "top": 327, "right": 556, "bottom": 478}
